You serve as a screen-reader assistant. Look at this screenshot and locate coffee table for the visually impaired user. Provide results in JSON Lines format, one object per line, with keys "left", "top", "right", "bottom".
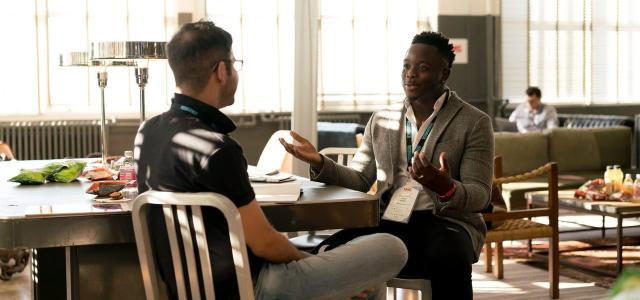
{"left": 527, "top": 190, "right": 640, "bottom": 273}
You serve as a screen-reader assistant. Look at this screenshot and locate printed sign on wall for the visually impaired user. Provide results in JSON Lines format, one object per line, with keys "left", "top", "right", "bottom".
{"left": 450, "top": 38, "right": 468, "bottom": 64}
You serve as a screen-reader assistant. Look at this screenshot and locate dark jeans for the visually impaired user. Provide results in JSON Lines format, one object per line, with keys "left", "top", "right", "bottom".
{"left": 313, "top": 210, "right": 475, "bottom": 300}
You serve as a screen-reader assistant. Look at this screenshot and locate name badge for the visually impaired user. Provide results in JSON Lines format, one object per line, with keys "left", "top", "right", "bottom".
{"left": 382, "top": 183, "right": 419, "bottom": 223}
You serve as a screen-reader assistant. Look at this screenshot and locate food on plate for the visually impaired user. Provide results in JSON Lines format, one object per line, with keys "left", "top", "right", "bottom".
{"left": 85, "top": 180, "right": 127, "bottom": 196}
{"left": 574, "top": 178, "right": 609, "bottom": 200}
{"left": 83, "top": 167, "right": 116, "bottom": 181}
{"left": 109, "top": 191, "right": 123, "bottom": 200}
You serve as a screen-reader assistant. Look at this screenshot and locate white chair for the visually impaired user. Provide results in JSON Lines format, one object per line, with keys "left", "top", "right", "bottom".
{"left": 386, "top": 278, "right": 431, "bottom": 300}
{"left": 318, "top": 147, "right": 358, "bottom": 166}
{"left": 132, "top": 191, "right": 255, "bottom": 300}
{"left": 257, "top": 130, "right": 292, "bottom": 173}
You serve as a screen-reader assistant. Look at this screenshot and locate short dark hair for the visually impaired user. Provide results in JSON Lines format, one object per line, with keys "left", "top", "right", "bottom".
{"left": 411, "top": 31, "right": 455, "bottom": 68}
{"left": 167, "top": 21, "right": 233, "bottom": 93}
{"left": 526, "top": 86, "right": 542, "bottom": 98}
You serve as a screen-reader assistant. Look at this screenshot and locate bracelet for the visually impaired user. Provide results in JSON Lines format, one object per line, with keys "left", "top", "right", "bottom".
{"left": 437, "top": 181, "right": 457, "bottom": 201}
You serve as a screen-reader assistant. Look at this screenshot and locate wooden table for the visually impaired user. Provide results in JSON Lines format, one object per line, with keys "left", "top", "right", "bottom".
{"left": 527, "top": 190, "right": 640, "bottom": 274}
{"left": 0, "top": 160, "right": 379, "bottom": 299}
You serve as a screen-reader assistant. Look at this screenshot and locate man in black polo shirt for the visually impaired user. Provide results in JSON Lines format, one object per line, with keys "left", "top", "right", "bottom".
{"left": 135, "top": 21, "right": 407, "bottom": 300}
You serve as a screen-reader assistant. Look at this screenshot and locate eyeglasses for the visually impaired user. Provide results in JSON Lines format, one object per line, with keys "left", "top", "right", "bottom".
{"left": 212, "top": 59, "right": 244, "bottom": 72}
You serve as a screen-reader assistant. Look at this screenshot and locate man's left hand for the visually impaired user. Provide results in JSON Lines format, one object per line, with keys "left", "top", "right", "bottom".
{"left": 409, "top": 151, "right": 453, "bottom": 195}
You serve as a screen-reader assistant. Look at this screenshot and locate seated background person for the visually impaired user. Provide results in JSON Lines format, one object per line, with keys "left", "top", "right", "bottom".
{"left": 281, "top": 32, "right": 493, "bottom": 300}
{"left": 135, "top": 21, "right": 407, "bottom": 300}
{"left": 508, "top": 86, "right": 559, "bottom": 133}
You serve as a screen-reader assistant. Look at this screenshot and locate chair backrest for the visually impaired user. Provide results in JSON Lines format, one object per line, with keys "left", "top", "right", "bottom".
{"left": 319, "top": 147, "right": 358, "bottom": 166}
{"left": 257, "top": 130, "right": 292, "bottom": 173}
{"left": 0, "top": 142, "right": 14, "bottom": 161}
{"left": 132, "top": 191, "right": 254, "bottom": 300}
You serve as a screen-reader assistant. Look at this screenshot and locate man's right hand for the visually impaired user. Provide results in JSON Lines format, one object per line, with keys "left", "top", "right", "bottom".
{"left": 279, "top": 131, "right": 323, "bottom": 169}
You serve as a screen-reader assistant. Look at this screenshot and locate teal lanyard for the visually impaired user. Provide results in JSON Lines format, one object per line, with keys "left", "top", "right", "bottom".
{"left": 405, "top": 91, "right": 449, "bottom": 166}
{"left": 405, "top": 117, "right": 435, "bottom": 167}
{"left": 179, "top": 105, "right": 219, "bottom": 131}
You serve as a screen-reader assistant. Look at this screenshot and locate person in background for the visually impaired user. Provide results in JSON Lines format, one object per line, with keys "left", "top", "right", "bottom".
{"left": 509, "top": 86, "right": 559, "bottom": 133}
{"left": 135, "top": 20, "right": 407, "bottom": 300}
{"left": 281, "top": 31, "right": 493, "bottom": 300}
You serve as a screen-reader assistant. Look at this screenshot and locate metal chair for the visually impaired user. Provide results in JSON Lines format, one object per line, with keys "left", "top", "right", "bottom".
{"left": 386, "top": 278, "right": 431, "bottom": 300}
{"left": 132, "top": 191, "right": 255, "bottom": 300}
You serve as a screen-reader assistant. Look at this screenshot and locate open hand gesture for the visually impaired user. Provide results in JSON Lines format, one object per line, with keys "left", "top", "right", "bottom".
{"left": 408, "top": 152, "right": 453, "bottom": 195}
{"left": 279, "top": 131, "right": 323, "bottom": 169}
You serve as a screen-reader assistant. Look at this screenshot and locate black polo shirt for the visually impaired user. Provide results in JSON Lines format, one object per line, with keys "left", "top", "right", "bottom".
{"left": 136, "top": 93, "right": 263, "bottom": 299}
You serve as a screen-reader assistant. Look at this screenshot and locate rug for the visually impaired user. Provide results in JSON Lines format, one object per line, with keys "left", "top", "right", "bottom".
{"left": 501, "top": 236, "right": 640, "bottom": 288}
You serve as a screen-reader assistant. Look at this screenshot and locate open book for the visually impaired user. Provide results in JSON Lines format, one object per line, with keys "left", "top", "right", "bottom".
{"left": 248, "top": 166, "right": 301, "bottom": 203}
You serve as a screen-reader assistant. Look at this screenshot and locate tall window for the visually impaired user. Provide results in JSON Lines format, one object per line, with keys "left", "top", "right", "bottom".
{"left": 207, "top": 0, "right": 436, "bottom": 113}
{"left": 501, "top": 0, "right": 640, "bottom": 104}
{"left": 0, "top": 0, "right": 177, "bottom": 117}
{"left": 318, "top": 0, "right": 436, "bottom": 111}
{"left": 1, "top": 0, "right": 437, "bottom": 118}
{"left": 206, "top": 0, "right": 295, "bottom": 114}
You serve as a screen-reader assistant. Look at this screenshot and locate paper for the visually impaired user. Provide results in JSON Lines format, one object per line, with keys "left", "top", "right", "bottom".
{"left": 247, "top": 166, "right": 294, "bottom": 183}
{"left": 252, "top": 179, "right": 301, "bottom": 203}
{"left": 382, "top": 184, "right": 419, "bottom": 223}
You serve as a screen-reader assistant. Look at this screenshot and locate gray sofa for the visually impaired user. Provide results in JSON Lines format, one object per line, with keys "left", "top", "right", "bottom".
{"left": 495, "top": 126, "right": 632, "bottom": 210}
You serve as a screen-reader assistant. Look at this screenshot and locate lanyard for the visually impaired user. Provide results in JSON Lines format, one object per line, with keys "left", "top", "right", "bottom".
{"left": 179, "top": 105, "right": 219, "bottom": 131}
{"left": 405, "top": 91, "right": 449, "bottom": 166}
{"left": 405, "top": 117, "right": 435, "bottom": 167}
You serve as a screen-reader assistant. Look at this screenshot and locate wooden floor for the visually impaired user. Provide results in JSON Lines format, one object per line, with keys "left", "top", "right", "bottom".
{"left": 472, "top": 255, "right": 607, "bottom": 300}
{"left": 1, "top": 212, "right": 626, "bottom": 300}
{"left": 0, "top": 255, "right": 608, "bottom": 300}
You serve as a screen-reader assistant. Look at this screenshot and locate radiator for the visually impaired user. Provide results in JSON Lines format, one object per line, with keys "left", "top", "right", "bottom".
{"left": 0, "top": 120, "right": 107, "bottom": 160}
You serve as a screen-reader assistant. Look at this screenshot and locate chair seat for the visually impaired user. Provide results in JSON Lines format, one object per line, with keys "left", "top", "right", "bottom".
{"left": 486, "top": 219, "right": 553, "bottom": 242}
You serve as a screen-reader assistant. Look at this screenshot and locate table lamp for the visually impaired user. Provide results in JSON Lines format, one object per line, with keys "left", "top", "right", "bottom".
{"left": 90, "top": 41, "right": 167, "bottom": 121}
{"left": 59, "top": 52, "right": 135, "bottom": 167}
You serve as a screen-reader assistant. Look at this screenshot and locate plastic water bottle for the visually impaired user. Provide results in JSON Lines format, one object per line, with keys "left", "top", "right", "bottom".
{"left": 613, "top": 165, "right": 624, "bottom": 193}
{"left": 604, "top": 166, "right": 613, "bottom": 194}
{"left": 623, "top": 173, "right": 634, "bottom": 197}
{"left": 118, "top": 150, "right": 137, "bottom": 182}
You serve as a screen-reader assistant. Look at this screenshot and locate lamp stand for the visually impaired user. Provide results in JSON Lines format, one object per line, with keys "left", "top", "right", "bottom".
{"left": 135, "top": 67, "right": 148, "bottom": 121}
{"left": 97, "top": 71, "right": 109, "bottom": 167}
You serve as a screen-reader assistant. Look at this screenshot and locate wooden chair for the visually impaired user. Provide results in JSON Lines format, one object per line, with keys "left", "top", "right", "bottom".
{"left": 0, "top": 142, "right": 14, "bottom": 161}
{"left": 483, "top": 157, "right": 559, "bottom": 299}
{"left": 132, "top": 191, "right": 255, "bottom": 300}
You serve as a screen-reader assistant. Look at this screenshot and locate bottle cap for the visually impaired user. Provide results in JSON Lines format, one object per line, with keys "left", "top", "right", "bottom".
{"left": 614, "top": 164, "right": 621, "bottom": 168}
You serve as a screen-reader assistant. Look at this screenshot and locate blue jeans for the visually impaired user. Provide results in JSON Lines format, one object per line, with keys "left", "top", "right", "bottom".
{"left": 254, "top": 233, "right": 408, "bottom": 300}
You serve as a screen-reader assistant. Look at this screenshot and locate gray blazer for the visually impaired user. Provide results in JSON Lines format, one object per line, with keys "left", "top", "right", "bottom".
{"left": 311, "top": 91, "right": 494, "bottom": 261}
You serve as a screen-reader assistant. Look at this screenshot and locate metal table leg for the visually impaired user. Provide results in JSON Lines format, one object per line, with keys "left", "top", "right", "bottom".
{"left": 65, "top": 246, "right": 78, "bottom": 300}
{"left": 617, "top": 216, "right": 623, "bottom": 273}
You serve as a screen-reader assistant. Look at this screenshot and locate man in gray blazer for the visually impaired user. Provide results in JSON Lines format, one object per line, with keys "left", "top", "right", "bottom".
{"left": 281, "top": 31, "right": 494, "bottom": 299}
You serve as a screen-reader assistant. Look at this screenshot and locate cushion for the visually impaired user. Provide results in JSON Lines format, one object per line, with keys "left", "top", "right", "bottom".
{"left": 495, "top": 132, "right": 549, "bottom": 176}
{"left": 591, "top": 127, "right": 631, "bottom": 169}
{"left": 548, "top": 128, "right": 600, "bottom": 173}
